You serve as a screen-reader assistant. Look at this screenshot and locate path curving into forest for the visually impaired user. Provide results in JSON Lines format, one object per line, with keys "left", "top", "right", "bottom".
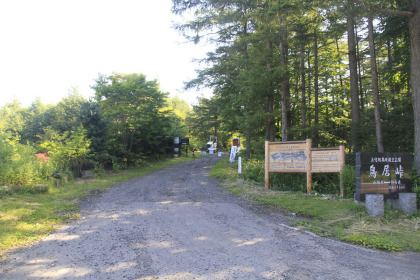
{"left": 1, "top": 154, "right": 419, "bottom": 279}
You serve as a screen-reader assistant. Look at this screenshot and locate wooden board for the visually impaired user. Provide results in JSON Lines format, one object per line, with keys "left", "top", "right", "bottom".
{"left": 311, "top": 147, "right": 344, "bottom": 173}
{"left": 267, "top": 141, "right": 309, "bottom": 173}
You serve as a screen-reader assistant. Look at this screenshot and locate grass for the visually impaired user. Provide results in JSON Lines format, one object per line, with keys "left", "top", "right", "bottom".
{"left": 212, "top": 156, "right": 420, "bottom": 252}
{"left": 0, "top": 154, "right": 202, "bottom": 257}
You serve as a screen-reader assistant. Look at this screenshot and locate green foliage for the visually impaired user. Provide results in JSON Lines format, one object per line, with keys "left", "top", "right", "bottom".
{"left": 342, "top": 165, "right": 356, "bottom": 198}
{"left": 167, "top": 95, "right": 192, "bottom": 120}
{"left": 270, "top": 173, "right": 307, "bottom": 193}
{"left": 242, "top": 159, "right": 265, "bottom": 182}
{"left": 413, "top": 174, "right": 420, "bottom": 209}
{"left": 38, "top": 128, "right": 91, "bottom": 176}
{"left": 342, "top": 233, "right": 402, "bottom": 252}
{"left": 358, "top": 105, "right": 414, "bottom": 153}
{"left": 78, "top": 101, "right": 109, "bottom": 162}
{"left": 172, "top": 0, "right": 415, "bottom": 167}
{"left": 240, "top": 157, "right": 352, "bottom": 195}
{"left": 186, "top": 97, "right": 230, "bottom": 150}
{"left": 0, "top": 100, "right": 26, "bottom": 136}
{"left": 49, "top": 90, "right": 88, "bottom": 134}
{"left": 0, "top": 134, "right": 53, "bottom": 189}
{"left": 92, "top": 73, "right": 180, "bottom": 163}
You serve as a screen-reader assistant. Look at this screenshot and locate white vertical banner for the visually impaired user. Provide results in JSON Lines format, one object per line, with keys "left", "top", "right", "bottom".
{"left": 238, "top": 157, "right": 242, "bottom": 174}
{"left": 229, "top": 146, "right": 237, "bottom": 163}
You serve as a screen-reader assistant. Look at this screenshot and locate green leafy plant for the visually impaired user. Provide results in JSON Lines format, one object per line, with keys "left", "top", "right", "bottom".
{"left": 341, "top": 165, "right": 356, "bottom": 198}
{"left": 39, "top": 127, "right": 91, "bottom": 177}
{"left": 0, "top": 133, "right": 53, "bottom": 190}
{"left": 342, "top": 233, "right": 402, "bottom": 252}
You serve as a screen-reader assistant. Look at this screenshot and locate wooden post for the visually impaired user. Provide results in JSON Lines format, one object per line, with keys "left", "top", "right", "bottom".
{"left": 306, "top": 138, "right": 312, "bottom": 194}
{"left": 339, "top": 145, "right": 345, "bottom": 197}
{"left": 265, "top": 141, "right": 270, "bottom": 189}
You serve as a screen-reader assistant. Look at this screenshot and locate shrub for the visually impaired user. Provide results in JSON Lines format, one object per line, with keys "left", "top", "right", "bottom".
{"left": 38, "top": 127, "right": 91, "bottom": 177}
{"left": 241, "top": 156, "right": 357, "bottom": 196}
{"left": 413, "top": 174, "right": 420, "bottom": 209}
{"left": 242, "top": 159, "right": 265, "bottom": 182}
{"left": 342, "top": 165, "right": 356, "bottom": 198}
{"left": 0, "top": 134, "right": 53, "bottom": 188}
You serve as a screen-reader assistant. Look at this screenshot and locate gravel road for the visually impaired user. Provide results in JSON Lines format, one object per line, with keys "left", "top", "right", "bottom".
{"left": 1, "top": 154, "right": 420, "bottom": 280}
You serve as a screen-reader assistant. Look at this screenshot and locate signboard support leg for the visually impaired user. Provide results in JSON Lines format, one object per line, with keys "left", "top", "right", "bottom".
{"left": 265, "top": 141, "right": 270, "bottom": 189}
{"left": 339, "top": 145, "right": 345, "bottom": 197}
{"left": 306, "top": 139, "right": 312, "bottom": 194}
{"left": 307, "top": 171, "right": 312, "bottom": 194}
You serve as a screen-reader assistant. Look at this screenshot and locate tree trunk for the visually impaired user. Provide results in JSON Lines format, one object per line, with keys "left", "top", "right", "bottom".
{"left": 355, "top": 23, "right": 364, "bottom": 111}
{"left": 336, "top": 38, "right": 344, "bottom": 92}
{"left": 347, "top": 1, "right": 360, "bottom": 152}
{"left": 246, "top": 129, "right": 251, "bottom": 161}
{"left": 307, "top": 51, "right": 312, "bottom": 127}
{"left": 300, "top": 39, "right": 307, "bottom": 138}
{"left": 409, "top": 0, "right": 420, "bottom": 174}
{"left": 242, "top": 22, "right": 252, "bottom": 161}
{"left": 368, "top": 14, "right": 384, "bottom": 153}
{"left": 279, "top": 11, "right": 288, "bottom": 142}
{"left": 266, "top": 39, "right": 276, "bottom": 142}
{"left": 314, "top": 32, "right": 319, "bottom": 147}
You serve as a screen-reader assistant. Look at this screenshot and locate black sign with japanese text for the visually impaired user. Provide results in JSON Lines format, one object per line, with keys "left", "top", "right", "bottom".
{"left": 355, "top": 152, "right": 413, "bottom": 201}
{"left": 180, "top": 138, "right": 189, "bottom": 145}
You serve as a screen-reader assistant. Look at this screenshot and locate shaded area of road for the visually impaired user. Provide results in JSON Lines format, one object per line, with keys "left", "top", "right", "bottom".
{"left": 1, "top": 155, "right": 420, "bottom": 279}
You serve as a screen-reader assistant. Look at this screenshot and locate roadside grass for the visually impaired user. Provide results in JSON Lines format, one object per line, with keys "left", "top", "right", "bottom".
{"left": 0, "top": 154, "right": 202, "bottom": 257}
{"left": 211, "top": 157, "right": 420, "bottom": 252}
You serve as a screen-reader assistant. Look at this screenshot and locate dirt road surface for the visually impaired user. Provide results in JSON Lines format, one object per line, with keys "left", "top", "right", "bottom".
{"left": 1, "top": 155, "right": 420, "bottom": 279}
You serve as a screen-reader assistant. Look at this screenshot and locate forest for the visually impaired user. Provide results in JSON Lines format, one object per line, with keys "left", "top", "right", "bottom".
{"left": 0, "top": 73, "right": 192, "bottom": 189}
{"left": 0, "top": 0, "right": 419, "bottom": 197}
{"left": 172, "top": 0, "right": 418, "bottom": 170}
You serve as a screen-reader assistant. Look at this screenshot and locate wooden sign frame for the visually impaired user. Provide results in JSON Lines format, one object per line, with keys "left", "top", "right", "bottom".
{"left": 265, "top": 140, "right": 345, "bottom": 196}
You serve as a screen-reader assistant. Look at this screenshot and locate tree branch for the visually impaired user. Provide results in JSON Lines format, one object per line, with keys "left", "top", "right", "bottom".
{"left": 349, "top": 0, "right": 415, "bottom": 17}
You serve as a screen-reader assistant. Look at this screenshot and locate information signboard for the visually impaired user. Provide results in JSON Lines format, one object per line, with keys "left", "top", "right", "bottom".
{"left": 265, "top": 140, "right": 345, "bottom": 195}
{"left": 355, "top": 152, "right": 413, "bottom": 201}
{"left": 267, "top": 141, "right": 309, "bottom": 173}
{"left": 180, "top": 138, "right": 189, "bottom": 145}
{"left": 311, "top": 147, "right": 345, "bottom": 173}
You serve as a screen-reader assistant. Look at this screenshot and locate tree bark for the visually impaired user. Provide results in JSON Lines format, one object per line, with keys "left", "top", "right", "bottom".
{"left": 307, "top": 51, "right": 312, "bottom": 127}
{"left": 300, "top": 39, "right": 307, "bottom": 138}
{"left": 368, "top": 14, "right": 384, "bottom": 153}
{"left": 314, "top": 32, "right": 319, "bottom": 147}
{"left": 242, "top": 22, "right": 252, "bottom": 161}
{"left": 347, "top": 1, "right": 360, "bottom": 152}
{"left": 266, "top": 39, "right": 276, "bottom": 142}
{"left": 355, "top": 24, "right": 364, "bottom": 111}
{"left": 349, "top": 0, "right": 418, "bottom": 172}
{"left": 279, "top": 10, "right": 288, "bottom": 142}
{"left": 409, "top": 0, "right": 420, "bottom": 174}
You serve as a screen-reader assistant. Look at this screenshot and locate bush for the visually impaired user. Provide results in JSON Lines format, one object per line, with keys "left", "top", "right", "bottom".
{"left": 241, "top": 159, "right": 306, "bottom": 192}
{"left": 242, "top": 159, "right": 265, "bottom": 182}
{"left": 342, "top": 165, "right": 356, "bottom": 198}
{"left": 413, "top": 174, "right": 420, "bottom": 209}
{"left": 271, "top": 173, "right": 306, "bottom": 192}
{"left": 0, "top": 134, "right": 53, "bottom": 188}
{"left": 38, "top": 128, "right": 91, "bottom": 177}
{"left": 241, "top": 157, "right": 356, "bottom": 196}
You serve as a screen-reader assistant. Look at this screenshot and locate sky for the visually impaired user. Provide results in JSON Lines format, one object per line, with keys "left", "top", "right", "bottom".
{"left": 0, "top": 0, "right": 213, "bottom": 107}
